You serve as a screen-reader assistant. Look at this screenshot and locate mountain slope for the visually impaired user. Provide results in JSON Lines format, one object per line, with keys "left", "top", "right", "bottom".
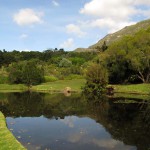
{"left": 75, "top": 19, "right": 150, "bottom": 52}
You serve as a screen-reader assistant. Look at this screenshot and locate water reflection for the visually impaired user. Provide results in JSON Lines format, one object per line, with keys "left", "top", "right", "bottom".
{"left": 0, "top": 92, "right": 150, "bottom": 150}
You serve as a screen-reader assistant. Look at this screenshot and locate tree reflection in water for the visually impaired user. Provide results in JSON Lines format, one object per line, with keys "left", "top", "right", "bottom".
{"left": 0, "top": 92, "right": 149, "bottom": 150}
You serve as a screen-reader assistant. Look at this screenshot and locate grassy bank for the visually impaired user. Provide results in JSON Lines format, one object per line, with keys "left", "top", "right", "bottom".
{"left": 0, "top": 80, "right": 149, "bottom": 95}
{"left": 113, "top": 84, "right": 150, "bottom": 95}
{"left": 0, "top": 112, "right": 26, "bottom": 150}
{"left": 0, "top": 84, "right": 27, "bottom": 92}
{"left": 32, "top": 79, "right": 86, "bottom": 92}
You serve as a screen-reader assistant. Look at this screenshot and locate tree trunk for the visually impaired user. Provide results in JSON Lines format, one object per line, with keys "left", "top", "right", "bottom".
{"left": 138, "top": 71, "right": 150, "bottom": 83}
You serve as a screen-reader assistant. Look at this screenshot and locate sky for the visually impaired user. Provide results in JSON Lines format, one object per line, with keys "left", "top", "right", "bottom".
{"left": 1, "top": 0, "right": 150, "bottom": 51}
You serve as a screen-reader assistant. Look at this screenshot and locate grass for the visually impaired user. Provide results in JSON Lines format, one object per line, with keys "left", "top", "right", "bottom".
{"left": 0, "top": 112, "right": 26, "bottom": 150}
{"left": 0, "top": 80, "right": 149, "bottom": 95}
{"left": 0, "top": 84, "right": 27, "bottom": 92}
{"left": 32, "top": 79, "right": 86, "bottom": 92}
{"left": 113, "top": 83, "right": 150, "bottom": 95}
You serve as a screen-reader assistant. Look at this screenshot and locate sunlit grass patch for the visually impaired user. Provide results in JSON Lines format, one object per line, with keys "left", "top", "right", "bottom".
{"left": 0, "top": 84, "right": 27, "bottom": 92}
{"left": 32, "top": 79, "right": 86, "bottom": 92}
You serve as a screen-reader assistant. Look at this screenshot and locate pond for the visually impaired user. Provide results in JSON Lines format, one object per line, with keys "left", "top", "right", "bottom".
{"left": 0, "top": 92, "right": 150, "bottom": 150}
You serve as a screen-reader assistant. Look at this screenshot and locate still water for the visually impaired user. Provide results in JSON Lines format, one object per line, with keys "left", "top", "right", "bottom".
{"left": 0, "top": 92, "right": 150, "bottom": 150}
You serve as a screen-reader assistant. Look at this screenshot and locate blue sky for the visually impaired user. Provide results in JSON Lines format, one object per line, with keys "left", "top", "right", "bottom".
{"left": 0, "top": 0, "right": 150, "bottom": 51}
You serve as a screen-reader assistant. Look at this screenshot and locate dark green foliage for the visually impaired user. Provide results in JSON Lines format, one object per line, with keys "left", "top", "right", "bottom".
{"left": 101, "top": 41, "right": 108, "bottom": 52}
{"left": 0, "top": 51, "right": 4, "bottom": 67}
{"left": 69, "top": 57, "right": 86, "bottom": 66}
{"left": 67, "top": 51, "right": 97, "bottom": 62}
{"left": 8, "top": 62, "right": 24, "bottom": 84}
{"left": 8, "top": 61, "right": 44, "bottom": 86}
{"left": 22, "top": 61, "right": 44, "bottom": 86}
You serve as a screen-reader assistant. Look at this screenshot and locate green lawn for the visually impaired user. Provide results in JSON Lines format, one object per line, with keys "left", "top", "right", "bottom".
{"left": 32, "top": 79, "right": 86, "bottom": 92}
{"left": 0, "top": 112, "right": 26, "bottom": 150}
{"left": 113, "top": 83, "right": 150, "bottom": 95}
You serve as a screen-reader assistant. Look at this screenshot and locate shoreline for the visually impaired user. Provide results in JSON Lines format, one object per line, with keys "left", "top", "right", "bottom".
{"left": 0, "top": 89, "right": 149, "bottom": 95}
{"left": 0, "top": 112, "right": 26, "bottom": 150}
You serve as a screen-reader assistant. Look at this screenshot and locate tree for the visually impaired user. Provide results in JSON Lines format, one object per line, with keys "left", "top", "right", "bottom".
{"left": 101, "top": 41, "right": 108, "bottom": 52}
{"left": 99, "top": 28, "right": 150, "bottom": 84}
{"left": 8, "top": 62, "right": 24, "bottom": 84}
{"left": 0, "top": 50, "right": 4, "bottom": 67}
{"left": 22, "top": 60, "right": 44, "bottom": 87}
{"left": 8, "top": 60, "right": 44, "bottom": 87}
{"left": 127, "top": 29, "right": 150, "bottom": 83}
{"left": 99, "top": 37, "right": 132, "bottom": 84}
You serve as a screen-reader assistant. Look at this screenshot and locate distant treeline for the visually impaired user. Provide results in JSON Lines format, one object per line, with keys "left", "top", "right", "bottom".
{"left": 0, "top": 49, "right": 96, "bottom": 67}
{"left": 0, "top": 49, "right": 97, "bottom": 86}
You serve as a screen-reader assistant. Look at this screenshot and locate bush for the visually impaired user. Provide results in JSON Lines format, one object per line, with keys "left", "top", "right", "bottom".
{"left": 82, "top": 63, "right": 108, "bottom": 96}
{"left": 44, "top": 76, "right": 58, "bottom": 82}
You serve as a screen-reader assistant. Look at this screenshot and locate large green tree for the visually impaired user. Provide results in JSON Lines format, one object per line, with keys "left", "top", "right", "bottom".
{"left": 99, "top": 28, "right": 150, "bottom": 83}
{"left": 127, "top": 29, "right": 150, "bottom": 83}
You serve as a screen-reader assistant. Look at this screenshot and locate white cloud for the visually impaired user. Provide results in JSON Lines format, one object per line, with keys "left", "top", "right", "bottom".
{"left": 60, "top": 117, "right": 75, "bottom": 128}
{"left": 80, "top": 0, "right": 136, "bottom": 20}
{"left": 66, "top": 24, "right": 86, "bottom": 37}
{"left": 52, "top": 0, "right": 59, "bottom": 6}
{"left": 79, "top": 0, "right": 150, "bottom": 33}
{"left": 134, "top": 0, "right": 150, "bottom": 5}
{"left": 21, "top": 49, "right": 32, "bottom": 52}
{"left": 13, "top": 8, "right": 44, "bottom": 26}
{"left": 68, "top": 133, "right": 83, "bottom": 143}
{"left": 90, "top": 18, "right": 136, "bottom": 33}
{"left": 20, "top": 34, "right": 28, "bottom": 39}
{"left": 92, "top": 138, "right": 132, "bottom": 150}
{"left": 60, "top": 38, "right": 74, "bottom": 49}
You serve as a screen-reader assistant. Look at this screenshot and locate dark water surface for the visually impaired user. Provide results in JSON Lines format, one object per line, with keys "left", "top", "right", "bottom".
{"left": 0, "top": 92, "right": 150, "bottom": 150}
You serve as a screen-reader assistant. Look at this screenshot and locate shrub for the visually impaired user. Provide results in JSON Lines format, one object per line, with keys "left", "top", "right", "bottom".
{"left": 82, "top": 63, "right": 108, "bottom": 96}
{"left": 44, "top": 75, "right": 58, "bottom": 82}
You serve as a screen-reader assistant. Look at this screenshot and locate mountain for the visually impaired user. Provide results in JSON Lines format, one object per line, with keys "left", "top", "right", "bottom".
{"left": 74, "top": 19, "right": 150, "bottom": 52}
